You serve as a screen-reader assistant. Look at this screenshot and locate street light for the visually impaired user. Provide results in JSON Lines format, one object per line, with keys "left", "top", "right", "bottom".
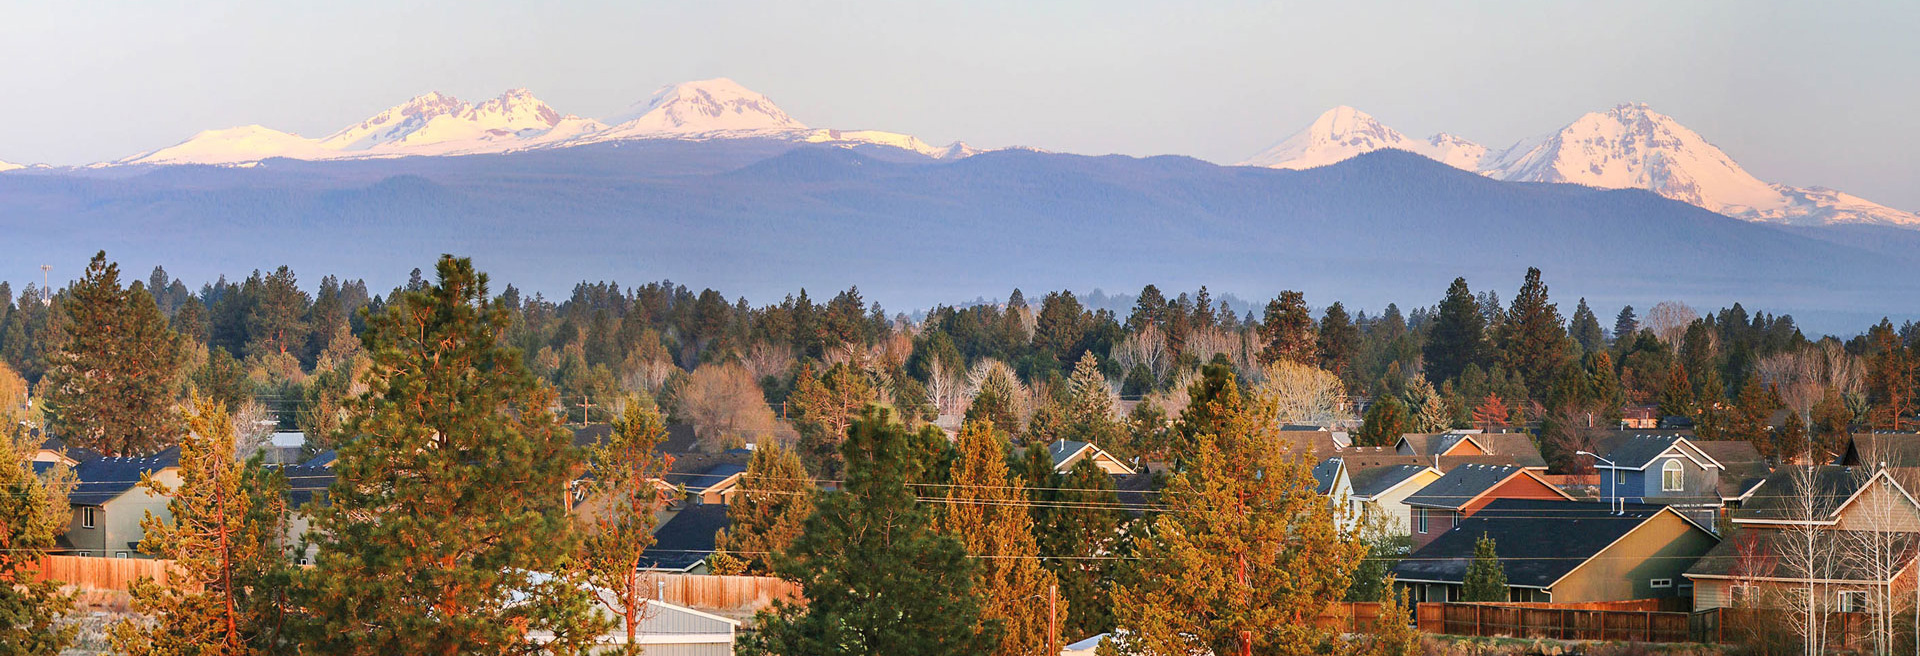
{"left": 1576, "top": 451, "right": 1622, "bottom": 514}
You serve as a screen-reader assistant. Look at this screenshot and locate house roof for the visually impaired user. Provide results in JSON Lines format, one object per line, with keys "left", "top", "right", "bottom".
{"left": 69, "top": 453, "right": 179, "bottom": 506}
{"left": 1731, "top": 465, "right": 1877, "bottom": 524}
{"left": 1686, "top": 527, "right": 1920, "bottom": 583}
{"left": 1112, "top": 469, "right": 1158, "bottom": 514}
{"left": 279, "top": 464, "right": 336, "bottom": 507}
{"left": 662, "top": 463, "right": 747, "bottom": 494}
{"left": 37, "top": 436, "right": 103, "bottom": 463}
{"left": 1311, "top": 458, "right": 1345, "bottom": 495}
{"left": 1274, "top": 431, "right": 1346, "bottom": 459}
{"left": 1589, "top": 434, "right": 1706, "bottom": 470}
{"left": 1348, "top": 464, "right": 1435, "bottom": 498}
{"left": 1398, "top": 432, "right": 1547, "bottom": 469}
{"left": 303, "top": 449, "right": 337, "bottom": 468}
{"left": 640, "top": 504, "right": 731, "bottom": 571}
{"left": 1332, "top": 451, "right": 1533, "bottom": 474}
{"left": 1690, "top": 441, "right": 1772, "bottom": 499}
{"left": 1845, "top": 433, "right": 1920, "bottom": 468}
{"left": 1403, "top": 464, "right": 1551, "bottom": 511}
{"left": 1391, "top": 499, "right": 1692, "bottom": 588}
{"left": 575, "top": 423, "right": 700, "bottom": 454}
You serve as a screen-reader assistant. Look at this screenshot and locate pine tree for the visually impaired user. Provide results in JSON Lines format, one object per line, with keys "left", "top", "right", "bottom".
{"left": 0, "top": 419, "right": 77, "bottom": 655}
{"left": 244, "top": 266, "right": 310, "bottom": 357}
{"left": 1613, "top": 305, "right": 1639, "bottom": 344}
{"left": 1063, "top": 351, "right": 1120, "bottom": 446}
{"left": 1259, "top": 291, "right": 1315, "bottom": 366}
{"left": 1774, "top": 410, "right": 1809, "bottom": 463}
{"left": 41, "top": 252, "right": 184, "bottom": 456}
{"left": 744, "top": 407, "right": 998, "bottom": 656}
{"left": 1569, "top": 298, "right": 1606, "bottom": 353}
{"left": 578, "top": 400, "right": 673, "bottom": 651}
{"left": 1115, "top": 370, "right": 1364, "bottom": 656}
{"left": 1031, "top": 456, "right": 1125, "bottom": 638}
{"left": 1354, "top": 578, "right": 1418, "bottom": 656}
{"left": 1317, "top": 302, "right": 1360, "bottom": 380}
{"left": 1355, "top": 396, "right": 1411, "bottom": 447}
{"left": 1726, "top": 373, "right": 1777, "bottom": 447}
{"left": 1657, "top": 364, "right": 1696, "bottom": 420}
{"left": 292, "top": 256, "right": 604, "bottom": 654}
{"left": 1424, "top": 278, "right": 1487, "bottom": 385}
{"left": 716, "top": 442, "right": 814, "bottom": 575}
{"left": 1461, "top": 533, "right": 1508, "bottom": 602}
{"left": 789, "top": 362, "right": 876, "bottom": 478}
{"left": 1495, "top": 268, "right": 1569, "bottom": 400}
{"left": 112, "top": 395, "right": 292, "bottom": 656}
{"left": 1472, "top": 394, "right": 1511, "bottom": 430}
{"left": 944, "top": 420, "right": 1061, "bottom": 656}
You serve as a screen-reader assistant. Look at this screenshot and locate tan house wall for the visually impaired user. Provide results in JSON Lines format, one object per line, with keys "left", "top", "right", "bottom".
{"left": 65, "top": 469, "right": 181, "bottom": 559}
{"left": 1354, "top": 469, "right": 1443, "bottom": 535}
{"left": 1832, "top": 481, "right": 1920, "bottom": 532}
{"left": 1550, "top": 511, "right": 1719, "bottom": 603}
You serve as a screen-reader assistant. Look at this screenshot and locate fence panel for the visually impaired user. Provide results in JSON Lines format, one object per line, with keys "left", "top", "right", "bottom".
{"left": 635, "top": 573, "right": 801, "bottom": 614}
{"left": 29, "top": 556, "right": 190, "bottom": 593}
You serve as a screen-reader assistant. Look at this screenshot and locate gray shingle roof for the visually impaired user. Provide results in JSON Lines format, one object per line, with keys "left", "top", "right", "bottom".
{"left": 1593, "top": 434, "right": 1690, "bottom": 470}
{"left": 1687, "top": 527, "right": 1920, "bottom": 582}
{"left": 1732, "top": 465, "right": 1875, "bottom": 523}
{"left": 640, "top": 504, "right": 730, "bottom": 571}
{"left": 1348, "top": 464, "right": 1431, "bottom": 498}
{"left": 69, "top": 453, "right": 178, "bottom": 506}
{"left": 1392, "top": 499, "right": 1685, "bottom": 588}
{"left": 1311, "top": 458, "right": 1344, "bottom": 495}
{"left": 1403, "top": 464, "right": 1527, "bottom": 511}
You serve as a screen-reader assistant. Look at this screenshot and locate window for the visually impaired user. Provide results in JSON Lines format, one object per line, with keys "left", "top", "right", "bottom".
{"left": 1415, "top": 508, "right": 1429, "bottom": 534}
{"left": 115, "top": 552, "right": 128, "bottom": 559}
{"left": 1650, "top": 578, "right": 1673, "bottom": 588}
{"left": 1662, "top": 459, "right": 1685, "bottom": 492}
{"left": 78, "top": 552, "right": 90, "bottom": 558}
{"left": 1729, "top": 584, "right": 1753, "bottom": 606}
{"left": 1839, "top": 590, "right": 1867, "bottom": 613}
{"left": 1615, "top": 469, "right": 1628, "bottom": 485}
{"left": 81, "top": 507, "right": 96, "bottom": 529}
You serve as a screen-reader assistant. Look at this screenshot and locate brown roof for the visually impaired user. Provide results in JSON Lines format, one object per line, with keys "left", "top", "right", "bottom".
{"left": 1398, "top": 432, "right": 1546, "bottom": 468}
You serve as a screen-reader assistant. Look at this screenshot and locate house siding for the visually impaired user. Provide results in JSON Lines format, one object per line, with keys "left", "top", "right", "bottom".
{"left": 1832, "top": 482, "right": 1920, "bottom": 532}
{"left": 1354, "top": 469, "right": 1444, "bottom": 535}
{"left": 66, "top": 469, "right": 180, "bottom": 559}
{"left": 1549, "top": 511, "right": 1719, "bottom": 603}
{"left": 1460, "top": 475, "right": 1566, "bottom": 515}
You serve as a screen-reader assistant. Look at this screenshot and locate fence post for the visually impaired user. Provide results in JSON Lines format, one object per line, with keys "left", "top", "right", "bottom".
{"left": 1645, "top": 610, "right": 1653, "bottom": 642}
{"left": 1598, "top": 610, "right": 1606, "bottom": 641}
{"left": 1475, "top": 604, "right": 1483, "bottom": 637}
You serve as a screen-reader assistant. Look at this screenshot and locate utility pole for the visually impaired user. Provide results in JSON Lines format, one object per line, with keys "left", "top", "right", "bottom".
{"left": 1048, "top": 582, "right": 1058, "bottom": 656}
{"left": 39, "top": 265, "right": 50, "bottom": 306}
{"left": 1238, "top": 553, "right": 1252, "bottom": 656}
{"left": 581, "top": 394, "right": 593, "bottom": 424}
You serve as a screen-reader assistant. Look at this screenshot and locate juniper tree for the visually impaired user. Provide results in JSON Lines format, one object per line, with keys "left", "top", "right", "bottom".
{"left": 112, "top": 395, "right": 292, "bottom": 656}
{"left": 0, "top": 417, "right": 77, "bottom": 655}
{"left": 292, "top": 256, "right": 605, "bottom": 655}
{"left": 575, "top": 399, "right": 675, "bottom": 652}
{"left": 1461, "top": 533, "right": 1508, "bottom": 602}
{"left": 715, "top": 442, "right": 815, "bottom": 575}
{"left": 743, "top": 407, "right": 997, "bottom": 656}
{"left": 943, "top": 420, "right": 1061, "bottom": 656}
{"left": 1115, "top": 370, "right": 1364, "bottom": 656}
{"left": 41, "top": 251, "right": 184, "bottom": 455}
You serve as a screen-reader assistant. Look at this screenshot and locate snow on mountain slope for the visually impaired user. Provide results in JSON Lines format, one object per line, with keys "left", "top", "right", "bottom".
{"left": 1484, "top": 104, "right": 1920, "bottom": 227}
{"left": 1241, "top": 102, "right": 1920, "bottom": 228}
{"left": 107, "top": 79, "right": 975, "bottom": 166}
{"left": 0, "top": 159, "right": 22, "bottom": 172}
{"left": 596, "top": 78, "right": 806, "bottom": 139}
{"left": 1239, "top": 106, "right": 1450, "bottom": 170}
{"left": 121, "top": 125, "right": 336, "bottom": 165}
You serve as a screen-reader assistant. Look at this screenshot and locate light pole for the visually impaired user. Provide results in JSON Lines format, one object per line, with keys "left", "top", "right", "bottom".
{"left": 1576, "top": 451, "right": 1620, "bottom": 514}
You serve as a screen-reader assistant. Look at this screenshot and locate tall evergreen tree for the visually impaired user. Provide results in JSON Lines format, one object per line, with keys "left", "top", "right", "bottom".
{"left": 1034, "top": 457, "right": 1125, "bottom": 639}
{"left": 245, "top": 266, "right": 310, "bottom": 357}
{"left": 578, "top": 400, "right": 673, "bottom": 651}
{"left": 1495, "top": 268, "right": 1569, "bottom": 400}
{"left": 1317, "top": 302, "right": 1360, "bottom": 381}
{"left": 1114, "top": 370, "right": 1363, "bottom": 656}
{"left": 293, "top": 256, "right": 604, "bottom": 654}
{"left": 1461, "top": 534, "right": 1508, "bottom": 602}
{"left": 1355, "top": 396, "right": 1411, "bottom": 447}
{"left": 944, "top": 420, "right": 1061, "bottom": 656}
{"left": 1569, "top": 298, "right": 1606, "bottom": 353}
{"left": 1258, "top": 291, "right": 1315, "bottom": 366}
{"left": 716, "top": 442, "right": 815, "bottom": 575}
{"left": 744, "top": 407, "right": 997, "bottom": 656}
{"left": 1612, "top": 305, "right": 1639, "bottom": 343}
{"left": 1424, "top": 277, "right": 1487, "bottom": 385}
{"left": 41, "top": 251, "right": 184, "bottom": 456}
{"left": 1062, "top": 351, "right": 1120, "bottom": 446}
{"left": 113, "top": 395, "right": 292, "bottom": 656}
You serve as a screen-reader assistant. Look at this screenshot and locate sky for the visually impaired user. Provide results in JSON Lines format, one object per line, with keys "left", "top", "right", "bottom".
{"left": 2, "top": 1, "right": 1917, "bottom": 209}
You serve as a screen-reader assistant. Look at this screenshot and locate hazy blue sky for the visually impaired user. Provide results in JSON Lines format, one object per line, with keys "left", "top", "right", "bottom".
{"left": 4, "top": 1, "right": 1916, "bottom": 209}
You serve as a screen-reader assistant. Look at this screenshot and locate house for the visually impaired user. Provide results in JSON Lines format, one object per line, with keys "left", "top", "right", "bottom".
{"left": 61, "top": 450, "right": 181, "bottom": 559}
{"left": 1685, "top": 465, "right": 1920, "bottom": 612}
{"left": 1311, "top": 458, "right": 1355, "bottom": 530}
{"left": 1586, "top": 434, "right": 1771, "bottom": 526}
{"left": 664, "top": 463, "right": 748, "bottom": 505}
{"left": 1049, "top": 440, "right": 1135, "bottom": 475}
{"left": 640, "top": 504, "right": 732, "bottom": 574}
{"left": 1403, "top": 464, "right": 1573, "bottom": 549}
{"left": 32, "top": 436, "right": 100, "bottom": 467}
{"left": 1274, "top": 430, "right": 1349, "bottom": 460}
{"left": 1393, "top": 499, "right": 1720, "bottom": 603}
{"left": 1060, "top": 634, "right": 1111, "bottom": 656}
{"left": 1345, "top": 463, "right": 1443, "bottom": 535}
{"left": 279, "top": 464, "right": 335, "bottom": 564}
{"left": 570, "top": 598, "right": 741, "bottom": 655}
{"left": 1622, "top": 405, "right": 1660, "bottom": 430}
{"left": 1395, "top": 432, "right": 1548, "bottom": 470}
{"left": 1841, "top": 433, "right": 1920, "bottom": 468}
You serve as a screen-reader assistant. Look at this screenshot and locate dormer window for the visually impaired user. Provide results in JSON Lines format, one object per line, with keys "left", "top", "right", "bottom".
{"left": 1662, "top": 459, "right": 1684, "bottom": 492}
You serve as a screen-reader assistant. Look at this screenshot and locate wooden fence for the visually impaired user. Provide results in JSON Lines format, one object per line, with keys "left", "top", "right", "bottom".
{"left": 29, "top": 555, "right": 188, "bottom": 593}
{"left": 1416, "top": 602, "right": 1692, "bottom": 643}
{"left": 636, "top": 573, "right": 801, "bottom": 614}
{"left": 1312, "top": 602, "right": 1384, "bottom": 633}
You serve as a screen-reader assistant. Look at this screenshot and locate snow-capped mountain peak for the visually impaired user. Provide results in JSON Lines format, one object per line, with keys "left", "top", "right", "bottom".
{"left": 1239, "top": 106, "right": 1431, "bottom": 170}
{"left": 121, "top": 125, "right": 333, "bottom": 165}
{"left": 0, "top": 158, "right": 22, "bottom": 173}
{"left": 319, "top": 91, "right": 468, "bottom": 151}
{"left": 601, "top": 77, "right": 806, "bottom": 137}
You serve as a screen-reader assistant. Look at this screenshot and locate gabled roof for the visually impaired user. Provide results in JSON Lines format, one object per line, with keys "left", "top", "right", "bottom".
{"left": 1732, "top": 466, "right": 1914, "bottom": 525}
{"left": 575, "top": 423, "right": 701, "bottom": 454}
{"left": 303, "top": 449, "right": 337, "bottom": 468}
{"left": 69, "top": 453, "right": 179, "bottom": 506}
{"left": 279, "top": 464, "right": 336, "bottom": 507}
{"left": 1049, "top": 439, "right": 1135, "bottom": 475}
{"left": 1392, "top": 499, "right": 1707, "bottom": 588}
{"left": 1403, "top": 464, "right": 1570, "bottom": 511}
{"left": 1397, "top": 432, "right": 1547, "bottom": 469}
{"left": 1691, "top": 441, "right": 1772, "bottom": 500}
{"left": 662, "top": 463, "right": 747, "bottom": 494}
{"left": 1348, "top": 464, "right": 1437, "bottom": 499}
{"left": 1311, "top": 458, "right": 1346, "bottom": 496}
{"left": 1845, "top": 433, "right": 1920, "bottom": 468}
{"left": 1274, "top": 431, "right": 1345, "bottom": 459}
{"left": 36, "top": 436, "right": 102, "bottom": 464}
{"left": 640, "top": 504, "right": 731, "bottom": 571}
{"left": 1687, "top": 527, "right": 1920, "bottom": 583}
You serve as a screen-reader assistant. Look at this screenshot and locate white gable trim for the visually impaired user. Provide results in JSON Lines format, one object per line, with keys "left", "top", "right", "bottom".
{"left": 1351, "top": 467, "right": 1442, "bottom": 501}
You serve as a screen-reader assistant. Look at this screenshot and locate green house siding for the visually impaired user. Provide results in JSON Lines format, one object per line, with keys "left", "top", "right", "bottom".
{"left": 1550, "top": 512, "right": 1717, "bottom": 602}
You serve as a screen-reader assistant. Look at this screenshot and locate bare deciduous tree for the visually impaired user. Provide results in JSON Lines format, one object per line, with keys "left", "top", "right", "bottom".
{"left": 1646, "top": 301, "right": 1699, "bottom": 346}
{"left": 1258, "top": 361, "right": 1353, "bottom": 427}
{"left": 676, "top": 363, "right": 781, "bottom": 451}
{"left": 1113, "top": 323, "right": 1170, "bottom": 383}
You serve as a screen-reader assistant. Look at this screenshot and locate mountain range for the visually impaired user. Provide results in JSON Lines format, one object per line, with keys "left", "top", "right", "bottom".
{"left": 1240, "top": 104, "right": 1920, "bottom": 228}
{"left": 3, "top": 78, "right": 1911, "bottom": 231}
